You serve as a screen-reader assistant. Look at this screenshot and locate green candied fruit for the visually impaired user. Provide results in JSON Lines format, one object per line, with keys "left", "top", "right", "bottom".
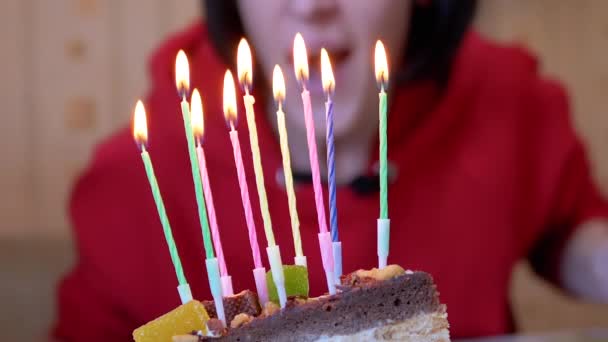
{"left": 266, "top": 265, "right": 309, "bottom": 304}
{"left": 133, "top": 300, "right": 209, "bottom": 342}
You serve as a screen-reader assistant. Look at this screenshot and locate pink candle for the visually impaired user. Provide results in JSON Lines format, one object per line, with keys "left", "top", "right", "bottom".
{"left": 196, "top": 146, "right": 233, "bottom": 291}
{"left": 301, "top": 89, "right": 329, "bottom": 236}
{"left": 228, "top": 128, "right": 263, "bottom": 269}
{"left": 190, "top": 88, "right": 234, "bottom": 296}
{"left": 229, "top": 126, "right": 268, "bottom": 304}
{"left": 223, "top": 70, "right": 268, "bottom": 304}
{"left": 293, "top": 33, "right": 335, "bottom": 294}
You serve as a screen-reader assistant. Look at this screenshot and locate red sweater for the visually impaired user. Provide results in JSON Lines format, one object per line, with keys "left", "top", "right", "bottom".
{"left": 54, "top": 23, "right": 608, "bottom": 340}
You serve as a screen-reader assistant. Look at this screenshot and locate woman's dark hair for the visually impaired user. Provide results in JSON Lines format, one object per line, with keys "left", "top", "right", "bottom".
{"left": 204, "top": 0, "right": 477, "bottom": 85}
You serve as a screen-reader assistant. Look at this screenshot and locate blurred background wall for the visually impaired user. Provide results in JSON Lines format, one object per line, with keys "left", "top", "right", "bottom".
{"left": 0, "top": 0, "right": 607, "bottom": 340}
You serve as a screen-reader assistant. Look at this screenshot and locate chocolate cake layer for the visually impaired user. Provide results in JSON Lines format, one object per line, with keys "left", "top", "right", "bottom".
{"left": 203, "top": 290, "right": 261, "bottom": 324}
{"left": 205, "top": 271, "right": 443, "bottom": 342}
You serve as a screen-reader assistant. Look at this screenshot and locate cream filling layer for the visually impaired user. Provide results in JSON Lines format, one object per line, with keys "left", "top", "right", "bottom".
{"left": 313, "top": 310, "right": 450, "bottom": 342}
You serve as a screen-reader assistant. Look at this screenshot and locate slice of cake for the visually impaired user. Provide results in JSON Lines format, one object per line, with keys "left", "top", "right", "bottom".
{"left": 171, "top": 265, "right": 449, "bottom": 342}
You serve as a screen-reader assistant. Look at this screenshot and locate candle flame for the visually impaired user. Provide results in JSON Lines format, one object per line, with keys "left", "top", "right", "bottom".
{"left": 175, "top": 50, "right": 190, "bottom": 98}
{"left": 293, "top": 33, "right": 309, "bottom": 83}
{"left": 190, "top": 88, "right": 204, "bottom": 138}
{"left": 272, "top": 65, "right": 286, "bottom": 104}
{"left": 237, "top": 38, "right": 253, "bottom": 90}
{"left": 320, "top": 48, "right": 335, "bottom": 95}
{"left": 223, "top": 70, "right": 238, "bottom": 124}
{"left": 374, "top": 40, "right": 389, "bottom": 88}
{"left": 133, "top": 100, "right": 148, "bottom": 145}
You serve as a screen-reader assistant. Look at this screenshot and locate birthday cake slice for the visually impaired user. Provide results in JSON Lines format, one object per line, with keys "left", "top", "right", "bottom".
{"left": 135, "top": 265, "right": 449, "bottom": 342}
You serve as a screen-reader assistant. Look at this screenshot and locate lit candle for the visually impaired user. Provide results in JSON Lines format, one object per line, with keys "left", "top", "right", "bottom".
{"left": 320, "top": 48, "right": 342, "bottom": 285}
{"left": 176, "top": 51, "right": 225, "bottom": 324}
{"left": 175, "top": 51, "right": 214, "bottom": 259}
{"left": 237, "top": 39, "right": 275, "bottom": 247}
{"left": 272, "top": 65, "right": 307, "bottom": 267}
{"left": 293, "top": 33, "right": 335, "bottom": 295}
{"left": 190, "top": 89, "right": 234, "bottom": 297}
{"left": 237, "top": 39, "right": 287, "bottom": 308}
{"left": 375, "top": 41, "right": 390, "bottom": 269}
{"left": 223, "top": 70, "right": 269, "bottom": 305}
{"left": 132, "top": 100, "right": 192, "bottom": 304}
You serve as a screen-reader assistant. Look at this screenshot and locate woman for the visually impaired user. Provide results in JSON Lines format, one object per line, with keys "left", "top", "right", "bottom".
{"left": 54, "top": 0, "right": 608, "bottom": 340}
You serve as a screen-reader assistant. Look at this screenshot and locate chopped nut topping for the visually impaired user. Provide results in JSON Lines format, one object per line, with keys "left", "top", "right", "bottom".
{"left": 230, "top": 313, "right": 253, "bottom": 329}
{"left": 354, "top": 264, "right": 405, "bottom": 281}
{"left": 262, "top": 301, "right": 280, "bottom": 317}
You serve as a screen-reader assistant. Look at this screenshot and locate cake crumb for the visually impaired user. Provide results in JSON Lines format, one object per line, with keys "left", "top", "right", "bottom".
{"left": 305, "top": 297, "right": 319, "bottom": 303}
{"left": 230, "top": 313, "right": 253, "bottom": 328}
{"left": 354, "top": 264, "right": 405, "bottom": 281}
{"left": 262, "top": 301, "right": 280, "bottom": 317}
{"left": 206, "top": 319, "right": 226, "bottom": 337}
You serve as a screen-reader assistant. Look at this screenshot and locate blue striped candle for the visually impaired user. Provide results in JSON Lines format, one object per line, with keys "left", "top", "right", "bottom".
{"left": 321, "top": 48, "right": 342, "bottom": 285}
{"left": 321, "top": 48, "right": 339, "bottom": 242}
{"left": 325, "top": 98, "right": 338, "bottom": 242}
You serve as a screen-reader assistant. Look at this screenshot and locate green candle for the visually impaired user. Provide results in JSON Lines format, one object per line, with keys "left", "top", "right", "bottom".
{"left": 376, "top": 40, "right": 389, "bottom": 220}
{"left": 375, "top": 40, "right": 391, "bottom": 268}
{"left": 379, "top": 88, "right": 388, "bottom": 219}
{"left": 181, "top": 98, "right": 214, "bottom": 260}
{"left": 175, "top": 50, "right": 214, "bottom": 260}
{"left": 141, "top": 147, "right": 188, "bottom": 285}
{"left": 134, "top": 100, "right": 192, "bottom": 301}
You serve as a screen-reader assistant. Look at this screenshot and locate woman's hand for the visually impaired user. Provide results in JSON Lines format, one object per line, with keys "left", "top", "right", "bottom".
{"left": 561, "top": 220, "right": 608, "bottom": 302}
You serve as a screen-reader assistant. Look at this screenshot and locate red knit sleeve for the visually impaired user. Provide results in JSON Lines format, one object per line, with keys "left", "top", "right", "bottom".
{"left": 527, "top": 80, "right": 608, "bottom": 285}
{"left": 52, "top": 129, "right": 161, "bottom": 341}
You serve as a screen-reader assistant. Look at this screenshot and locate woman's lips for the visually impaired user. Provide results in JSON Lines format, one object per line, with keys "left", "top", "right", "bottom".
{"left": 287, "top": 47, "right": 352, "bottom": 95}
{"left": 287, "top": 47, "right": 351, "bottom": 72}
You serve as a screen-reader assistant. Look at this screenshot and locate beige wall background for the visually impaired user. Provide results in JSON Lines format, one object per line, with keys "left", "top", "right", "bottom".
{"left": 0, "top": 0, "right": 200, "bottom": 239}
{"left": 0, "top": 0, "right": 607, "bottom": 340}
{"left": 476, "top": 1, "right": 608, "bottom": 331}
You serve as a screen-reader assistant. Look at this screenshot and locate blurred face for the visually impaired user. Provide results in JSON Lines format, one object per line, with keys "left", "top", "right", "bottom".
{"left": 236, "top": 0, "right": 411, "bottom": 141}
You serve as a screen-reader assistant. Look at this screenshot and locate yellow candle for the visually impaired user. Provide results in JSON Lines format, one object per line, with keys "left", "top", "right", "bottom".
{"left": 273, "top": 65, "right": 303, "bottom": 258}
{"left": 243, "top": 93, "right": 275, "bottom": 246}
{"left": 238, "top": 38, "right": 276, "bottom": 247}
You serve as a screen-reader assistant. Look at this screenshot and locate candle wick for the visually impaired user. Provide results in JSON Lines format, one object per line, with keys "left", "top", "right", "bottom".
{"left": 241, "top": 71, "right": 252, "bottom": 94}
{"left": 178, "top": 86, "right": 188, "bottom": 102}
{"left": 297, "top": 71, "right": 308, "bottom": 91}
